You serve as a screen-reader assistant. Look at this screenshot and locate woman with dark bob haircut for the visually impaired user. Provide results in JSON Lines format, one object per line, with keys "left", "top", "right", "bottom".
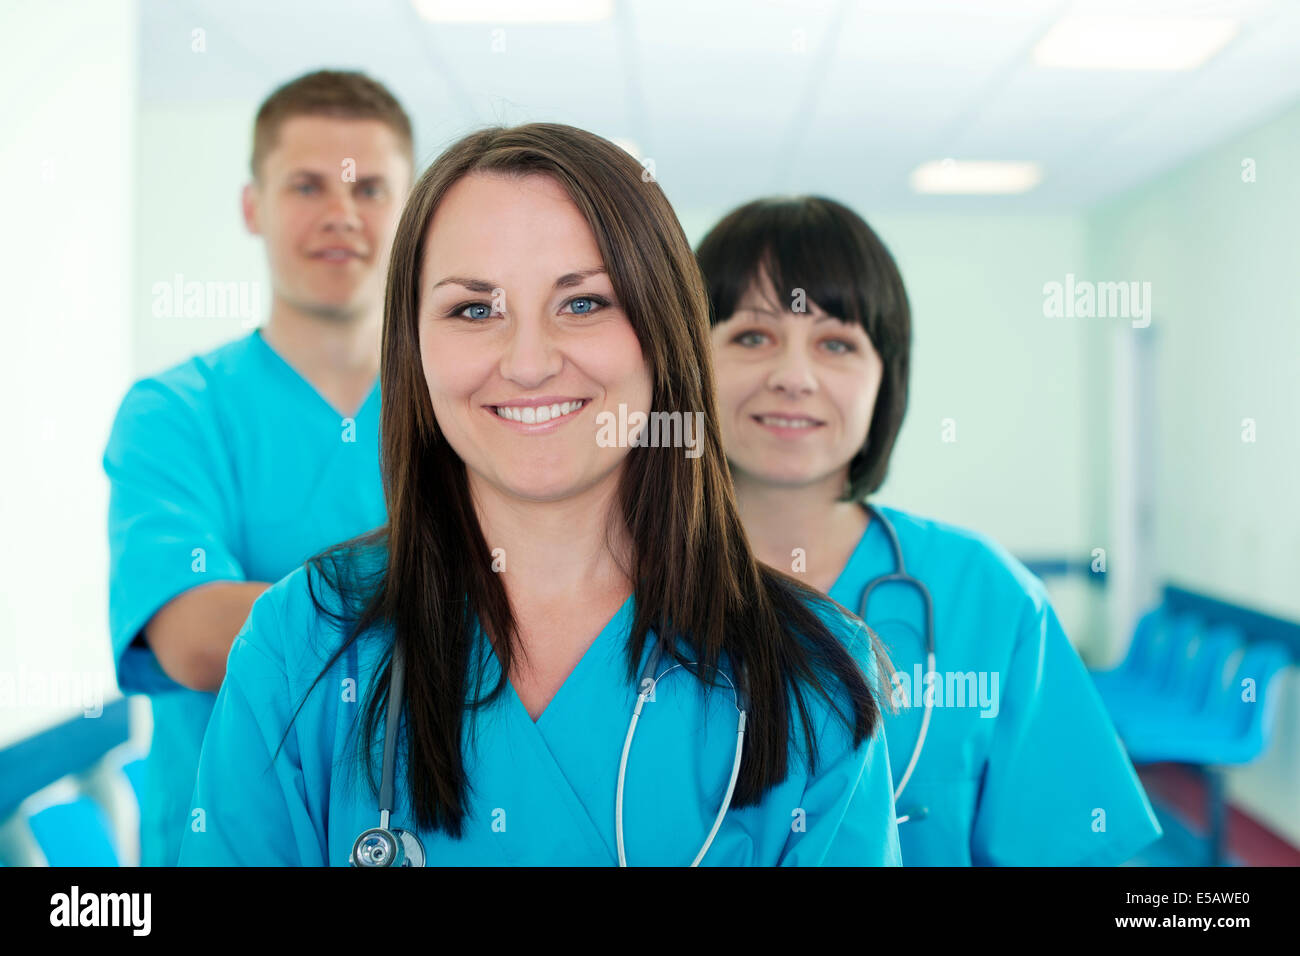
{"left": 697, "top": 196, "right": 1162, "bottom": 867}
{"left": 179, "top": 128, "right": 901, "bottom": 866}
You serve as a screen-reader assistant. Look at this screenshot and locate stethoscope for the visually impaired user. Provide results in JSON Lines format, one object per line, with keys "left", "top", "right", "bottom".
{"left": 351, "top": 641, "right": 426, "bottom": 867}
{"left": 617, "top": 645, "right": 747, "bottom": 866}
{"left": 859, "top": 504, "right": 935, "bottom": 826}
{"left": 351, "top": 637, "right": 748, "bottom": 867}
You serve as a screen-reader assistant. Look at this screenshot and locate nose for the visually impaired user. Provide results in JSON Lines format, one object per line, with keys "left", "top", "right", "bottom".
{"left": 321, "top": 187, "right": 362, "bottom": 233}
{"left": 765, "top": 340, "right": 817, "bottom": 397}
{"left": 499, "top": 311, "right": 563, "bottom": 388}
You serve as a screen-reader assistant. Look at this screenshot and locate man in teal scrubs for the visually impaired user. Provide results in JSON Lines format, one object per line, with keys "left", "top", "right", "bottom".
{"left": 103, "top": 70, "right": 414, "bottom": 865}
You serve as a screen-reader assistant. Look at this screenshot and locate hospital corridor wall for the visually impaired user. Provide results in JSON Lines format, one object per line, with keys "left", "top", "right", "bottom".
{"left": 1086, "top": 97, "right": 1300, "bottom": 848}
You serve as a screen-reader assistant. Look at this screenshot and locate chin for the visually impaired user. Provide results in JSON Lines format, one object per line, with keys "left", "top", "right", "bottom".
{"left": 482, "top": 463, "right": 588, "bottom": 503}
{"left": 749, "top": 460, "right": 830, "bottom": 489}
{"left": 317, "top": 295, "right": 374, "bottom": 321}
{"left": 502, "top": 481, "right": 585, "bottom": 503}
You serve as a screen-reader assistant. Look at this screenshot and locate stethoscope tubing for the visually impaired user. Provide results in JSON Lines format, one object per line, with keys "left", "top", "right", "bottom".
{"left": 860, "top": 504, "right": 935, "bottom": 818}
{"left": 617, "top": 652, "right": 747, "bottom": 866}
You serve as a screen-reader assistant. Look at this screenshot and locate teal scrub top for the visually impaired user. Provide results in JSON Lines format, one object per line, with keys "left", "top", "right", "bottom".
{"left": 178, "top": 556, "right": 902, "bottom": 866}
{"left": 103, "top": 329, "right": 384, "bottom": 866}
{"left": 828, "top": 505, "right": 1163, "bottom": 866}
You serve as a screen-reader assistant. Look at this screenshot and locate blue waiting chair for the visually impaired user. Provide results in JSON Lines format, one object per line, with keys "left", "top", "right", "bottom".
{"left": 1093, "top": 608, "right": 1203, "bottom": 729}
{"left": 1093, "top": 606, "right": 1292, "bottom": 865}
{"left": 1109, "top": 624, "right": 1239, "bottom": 742}
{"left": 1123, "top": 639, "right": 1289, "bottom": 766}
{"left": 26, "top": 797, "right": 121, "bottom": 867}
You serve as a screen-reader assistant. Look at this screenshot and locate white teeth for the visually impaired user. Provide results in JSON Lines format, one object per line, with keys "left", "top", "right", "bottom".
{"left": 494, "top": 400, "right": 585, "bottom": 424}
{"left": 758, "top": 416, "right": 817, "bottom": 429}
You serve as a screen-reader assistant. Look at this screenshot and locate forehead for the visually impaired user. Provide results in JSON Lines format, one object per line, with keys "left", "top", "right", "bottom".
{"left": 263, "top": 115, "right": 407, "bottom": 174}
{"left": 423, "top": 172, "right": 604, "bottom": 276}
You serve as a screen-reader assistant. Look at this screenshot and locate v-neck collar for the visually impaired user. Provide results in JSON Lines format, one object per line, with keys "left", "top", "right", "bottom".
{"left": 251, "top": 327, "right": 380, "bottom": 421}
{"left": 528, "top": 593, "right": 636, "bottom": 729}
{"left": 827, "top": 502, "right": 875, "bottom": 600}
{"left": 466, "top": 593, "right": 638, "bottom": 865}
{"left": 473, "top": 593, "right": 637, "bottom": 728}
{"left": 827, "top": 502, "right": 900, "bottom": 612}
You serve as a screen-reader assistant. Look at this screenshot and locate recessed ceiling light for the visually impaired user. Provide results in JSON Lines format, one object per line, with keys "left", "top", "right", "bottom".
{"left": 1032, "top": 16, "right": 1238, "bottom": 70}
{"left": 411, "top": 0, "right": 613, "bottom": 23}
{"left": 910, "top": 160, "right": 1043, "bottom": 195}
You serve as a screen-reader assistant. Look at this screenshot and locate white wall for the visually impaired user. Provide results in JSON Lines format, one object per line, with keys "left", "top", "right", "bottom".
{"left": 134, "top": 102, "right": 266, "bottom": 377}
{"left": 0, "top": 0, "right": 139, "bottom": 748}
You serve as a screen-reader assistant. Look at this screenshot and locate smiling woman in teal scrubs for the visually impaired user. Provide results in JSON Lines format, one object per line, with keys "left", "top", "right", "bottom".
{"left": 180, "top": 125, "right": 901, "bottom": 867}
{"left": 697, "top": 196, "right": 1163, "bottom": 866}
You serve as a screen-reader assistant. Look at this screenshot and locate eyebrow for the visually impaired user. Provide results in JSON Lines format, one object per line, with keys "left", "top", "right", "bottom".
{"left": 286, "top": 169, "right": 389, "bottom": 186}
{"left": 431, "top": 267, "right": 607, "bottom": 294}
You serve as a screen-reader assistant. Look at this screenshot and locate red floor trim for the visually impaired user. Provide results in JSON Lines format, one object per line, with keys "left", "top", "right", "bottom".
{"left": 1138, "top": 763, "right": 1300, "bottom": 867}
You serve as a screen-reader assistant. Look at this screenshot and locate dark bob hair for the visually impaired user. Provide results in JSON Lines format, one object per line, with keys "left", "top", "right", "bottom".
{"left": 695, "top": 196, "right": 911, "bottom": 500}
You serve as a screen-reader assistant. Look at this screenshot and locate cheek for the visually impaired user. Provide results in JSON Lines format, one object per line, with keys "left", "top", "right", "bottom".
{"left": 367, "top": 204, "right": 401, "bottom": 237}
{"left": 585, "top": 321, "right": 651, "bottom": 395}
{"left": 710, "top": 363, "right": 748, "bottom": 419}
{"left": 815, "top": 364, "right": 868, "bottom": 430}
{"left": 845, "top": 372, "right": 882, "bottom": 436}
{"left": 273, "top": 211, "right": 309, "bottom": 257}
{"left": 708, "top": 345, "right": 757, "bottom": 409}
{"left": 273, "top": 203, "right": 303, "bottom": 234}
{"left": 419, "top": 331, "right": 481, "bottom": 405}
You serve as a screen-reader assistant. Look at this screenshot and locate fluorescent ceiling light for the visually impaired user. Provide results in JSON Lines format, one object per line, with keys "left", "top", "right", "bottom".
{"left": 412, "top": 0, "right": 613, "bottom": 22}
{"left": 910, "top": 159, "right": 1042, "bottom": 195}
{"left": 1032, "top": 16, "right": 1238, "bottom": 70}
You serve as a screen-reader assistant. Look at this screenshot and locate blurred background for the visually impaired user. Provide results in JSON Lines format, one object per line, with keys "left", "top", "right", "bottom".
{"left": 1, "top": 0, "right": 1297, "bottom": 865}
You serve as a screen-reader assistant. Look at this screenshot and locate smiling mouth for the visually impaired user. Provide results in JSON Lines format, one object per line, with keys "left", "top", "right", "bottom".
{"left": 752, "top": 414, "right": 824, "bottom": 429}
{"left": 310, "top": 249, "right": 364, "bottom": 262}
{"left": 491, "top": 399, "right": 589, "bottom": 425}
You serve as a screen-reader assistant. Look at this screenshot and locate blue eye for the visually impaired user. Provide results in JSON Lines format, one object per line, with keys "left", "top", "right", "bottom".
{"left": 823, "top": 339, "right": 856, "bottom": 354}
{"left": 735, "top": 330, "right": 768, "bottom": 347}
{"left": 358, "top": 182, "right": 386, "bottom": 199}
{"left": 293, "top": 182, "right": 320, "bottom": 195}
{"left": 456, "top": 303, "right": 494, "bottom": 321}
{"left": 564, "top": 295, "right": 608, "bottom": 315}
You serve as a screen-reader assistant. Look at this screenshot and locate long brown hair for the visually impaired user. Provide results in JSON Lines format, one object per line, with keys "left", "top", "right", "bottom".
{"left": 300, "top": 123, "right": 892, "bottom": 837}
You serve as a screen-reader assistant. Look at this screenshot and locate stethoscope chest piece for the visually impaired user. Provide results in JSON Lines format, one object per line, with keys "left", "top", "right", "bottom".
{"left": 351, "top": 825, "right": 426, "bottom": 867}
{"left": 352, "top": 641, "right": 428, "bottom": 867}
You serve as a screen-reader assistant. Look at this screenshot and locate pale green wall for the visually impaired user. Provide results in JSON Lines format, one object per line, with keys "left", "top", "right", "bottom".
{"left": 1087, "top": 99, "right": 1300, "bottom": 847}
